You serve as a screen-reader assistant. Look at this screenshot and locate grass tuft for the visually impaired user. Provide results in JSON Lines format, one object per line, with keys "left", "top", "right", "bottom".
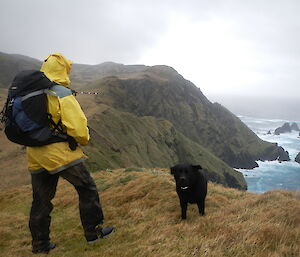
{"left": 124, "top": 167, "right": 144, "bottom": 172}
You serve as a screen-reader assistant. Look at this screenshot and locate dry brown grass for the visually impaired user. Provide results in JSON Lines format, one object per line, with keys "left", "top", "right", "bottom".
{"left": 0, "top": 131, "right": 30, "bottom": 189}
{"left": 0, "top": 168, "right": 299, "bottom": 257}
{"left": 0, "top": 89, "right": 31, "bottom": 189}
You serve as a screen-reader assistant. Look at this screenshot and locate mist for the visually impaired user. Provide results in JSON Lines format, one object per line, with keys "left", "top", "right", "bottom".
{"left": 208, "top": 94, "right": 299, "bottom": 121}
{"left": 0, "top": 0, "right": 299, "bottom": 120}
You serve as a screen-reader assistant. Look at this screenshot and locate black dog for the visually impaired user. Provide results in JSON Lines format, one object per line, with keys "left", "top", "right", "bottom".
{"left": 171, "top": 163, "right": 207, "bottom": 219}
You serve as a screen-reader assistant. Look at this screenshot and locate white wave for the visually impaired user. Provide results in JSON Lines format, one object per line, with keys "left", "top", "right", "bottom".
{"left": 238, "top": 115, "right": 300, "bottom": 193}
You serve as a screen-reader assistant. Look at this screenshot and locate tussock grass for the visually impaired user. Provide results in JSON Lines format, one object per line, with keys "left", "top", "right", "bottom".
{"left": 0, "top": 131, "right": 29, "bottom": 189}
{"left": 0, "top": 168, "right": 299, "bottom": 257}
{"left": 0, "top": 92, "right": 30, "bottom": 189}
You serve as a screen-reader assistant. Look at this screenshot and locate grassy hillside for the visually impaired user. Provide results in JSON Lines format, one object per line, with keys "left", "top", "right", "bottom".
{"left": 0, "top": 53, "right": 287, "bottom": 172}
{"left": 71, "top": 62, "right": 147, "bottom": 89}
{"left": 0, "top": 89, "right": 247, "bottom": 190}
{"left": 0, "top": 52, "right": 146, "bottom": 89}
{"left": 0, "top": 52, "right": 288, "bottom": 190}
{"left": 83, "top": 104, "right": 246, "bottom": 189}
{"left": 0, "top": 52, "right": 41, "bottom": 88}
{"left": 0, "top": 132, "right": 28, "bottom": 189}
{"left": 0, "top": 88, "right": 30, "bottom": 189}
{"left": 84, "top": 68, "right": 287, "bottom": 169}
{"left": 0, "top": 168, "right": 299, "bottom": 257}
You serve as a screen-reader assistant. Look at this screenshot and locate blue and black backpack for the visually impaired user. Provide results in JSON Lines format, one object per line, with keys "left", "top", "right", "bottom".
{"left": 0, "top": 70, "right": 77, "bottom": 149}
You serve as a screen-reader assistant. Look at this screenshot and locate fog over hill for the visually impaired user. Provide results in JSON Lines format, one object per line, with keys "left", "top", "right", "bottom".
{"left": 208, "top": 94, "right": 299, "bottom": 121}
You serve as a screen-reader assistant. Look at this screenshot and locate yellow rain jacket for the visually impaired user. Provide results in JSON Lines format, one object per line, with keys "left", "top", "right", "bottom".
{"left": 27, "top": 53, "right": 90, "bottom": 174}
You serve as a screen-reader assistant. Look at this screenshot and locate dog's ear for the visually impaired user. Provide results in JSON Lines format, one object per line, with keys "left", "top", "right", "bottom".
{"left": 170, "top": 166, "right": 175, "bottom": 175}
{"left": 192, "top": 165, "right": 202, "bottom": 171}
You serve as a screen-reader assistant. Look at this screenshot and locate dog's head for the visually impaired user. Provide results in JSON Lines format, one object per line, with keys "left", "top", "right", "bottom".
{"left": 170, "top": 163, "right": 202, "bottom": 190}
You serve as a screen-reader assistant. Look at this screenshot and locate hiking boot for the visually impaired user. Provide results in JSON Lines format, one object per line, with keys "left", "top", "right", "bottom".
{"left": 87, "top": 225, "right": 115, "bottom": 244}
{"left": 32, "top": 242, "right": 56, "bottom": 254}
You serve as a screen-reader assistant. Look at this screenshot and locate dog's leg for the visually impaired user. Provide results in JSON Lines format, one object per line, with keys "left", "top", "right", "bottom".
{"left": 197, "top": 199, "right": 205, "bottom": 216}
{"left": 180, "top": 199, "right": 188, "bottom": 219}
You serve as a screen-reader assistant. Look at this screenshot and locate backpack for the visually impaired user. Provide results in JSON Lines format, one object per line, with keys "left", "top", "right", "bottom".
{"left": 0, "top": 70, "right": 77, "bottom": 149}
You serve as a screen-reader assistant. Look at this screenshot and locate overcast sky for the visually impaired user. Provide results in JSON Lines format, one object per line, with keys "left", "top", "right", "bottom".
{"left": 1, "top": 0, "right": 300, "bottom": 101}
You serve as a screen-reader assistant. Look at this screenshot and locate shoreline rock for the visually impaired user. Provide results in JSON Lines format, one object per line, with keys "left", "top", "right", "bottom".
{"left": 278, "top": 148, "right": 290, "bottom": 162}
{"left": 295, "top": 153, "right": 300, "bottom": 164}
{"left": 291, "top": 122, "right": 300, "bottom": 131}
{"left": 274, "top": 122, "right": 299, "bottom": 135}
{"left": 223, "top": 144, "right": 291, "bottom": 169}
{"left": 256, "top": 145, "right": 290, "bottom": 164}
{"left": 275, "top": 122, "right": 291, "bottom": 135}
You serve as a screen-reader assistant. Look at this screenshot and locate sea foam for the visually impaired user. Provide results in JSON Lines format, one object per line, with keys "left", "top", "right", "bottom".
{"left": 238, "top": 116, "right": 300, "bottom": 193}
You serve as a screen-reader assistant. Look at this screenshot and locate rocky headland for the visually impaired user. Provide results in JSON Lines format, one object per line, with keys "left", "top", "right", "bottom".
{"left": 274, "top": 122, "right": 299, "bottom": 135}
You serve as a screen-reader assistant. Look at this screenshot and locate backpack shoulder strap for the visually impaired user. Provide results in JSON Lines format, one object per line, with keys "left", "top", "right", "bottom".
{"left": 45, "top": 85, "right": 78, "bottom": 150}
{"left": 21, "top": 89, "right": 48, "bottom": 101}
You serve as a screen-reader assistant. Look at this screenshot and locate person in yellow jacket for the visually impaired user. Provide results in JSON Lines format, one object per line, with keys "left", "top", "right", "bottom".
{"left": 27, "top": 53, "right": 114, "bottom": 254}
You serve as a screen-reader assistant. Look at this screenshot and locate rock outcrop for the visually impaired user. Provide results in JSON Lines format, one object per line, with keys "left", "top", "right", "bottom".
{"left": 275, "top": 122, "right": 299, "bottom": 135}
{"left": 277, "top": 147, "right": 290, "bottom": 162}
{"left": 275, "top": 123, "right": 291, "bottom": 135}
{"left": 295, "top": 153, "right": 300, "bottom": 164}
{"left": 291, "top": 122, "right": 300, "bottom": 131}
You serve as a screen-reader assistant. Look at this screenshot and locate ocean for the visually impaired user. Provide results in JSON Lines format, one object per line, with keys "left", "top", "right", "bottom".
{"left": 238, "top": 116, "right": 300, "bottom": 193}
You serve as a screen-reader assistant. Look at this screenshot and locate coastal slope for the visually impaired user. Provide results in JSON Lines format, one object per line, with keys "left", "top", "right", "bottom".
{"left": 0, "top": 168, "right": 299, "bottom": 257}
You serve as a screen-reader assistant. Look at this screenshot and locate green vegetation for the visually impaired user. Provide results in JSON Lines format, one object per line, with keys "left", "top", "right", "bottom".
{"left": 83, "top": 106, "right": 246, "bottom": 189}
{"left": 87, "top": 68, "right": 284, "bottom": 169}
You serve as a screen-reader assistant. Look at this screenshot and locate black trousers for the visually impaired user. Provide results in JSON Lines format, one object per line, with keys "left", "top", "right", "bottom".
{"left": 29, "top": 162, "right": 104, "bottom": 249}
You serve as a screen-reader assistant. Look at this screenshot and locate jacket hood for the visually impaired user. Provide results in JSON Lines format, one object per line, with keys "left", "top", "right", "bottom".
{"left": 40, "top": 53, "right": 72, "bottom": 87}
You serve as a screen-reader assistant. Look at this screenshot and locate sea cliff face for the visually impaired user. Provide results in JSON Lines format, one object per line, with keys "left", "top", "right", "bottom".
{"left": 83, "top": 65, "right": 289, "bottom": 169}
